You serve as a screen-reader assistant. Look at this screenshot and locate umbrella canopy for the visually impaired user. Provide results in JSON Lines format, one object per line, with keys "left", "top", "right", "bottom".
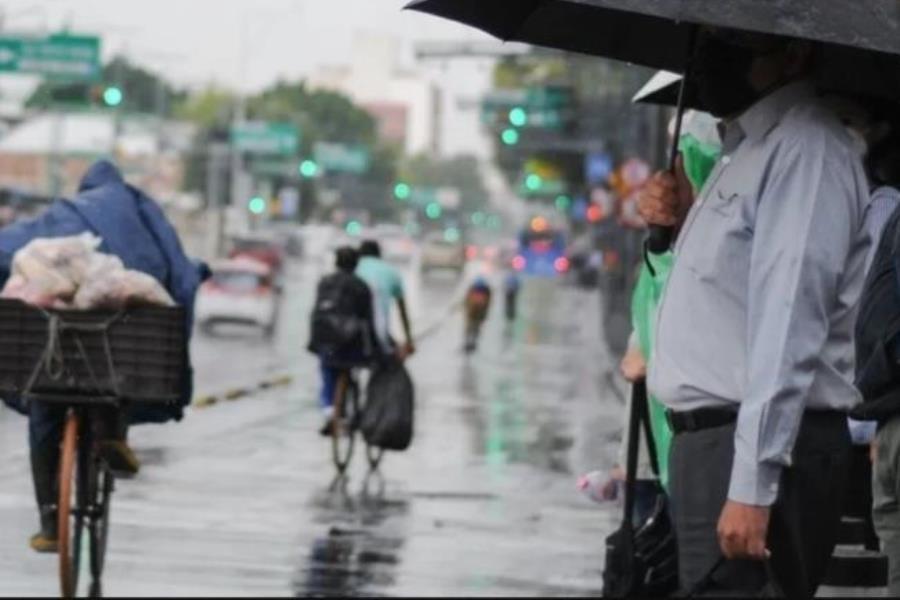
{"left": 632, "top": 70, "right": 681, "bottom": 105}
{"left": 407, "top": 0, "right": 900, "bottom": 100}
{"left": 406, "top": 0, "right": 900, "bottom": 70}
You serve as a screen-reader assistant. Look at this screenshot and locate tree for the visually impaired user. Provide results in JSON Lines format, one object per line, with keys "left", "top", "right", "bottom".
{"left": 26, "top": 56, "right": 185, "bottom": 115}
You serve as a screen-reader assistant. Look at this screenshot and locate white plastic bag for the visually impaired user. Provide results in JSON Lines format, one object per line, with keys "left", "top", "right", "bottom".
{"left": 2, "top": 233, "right": 101, "bottom": 305}
{"left": 73, "top": 267, "right": 174, "bottom": 310}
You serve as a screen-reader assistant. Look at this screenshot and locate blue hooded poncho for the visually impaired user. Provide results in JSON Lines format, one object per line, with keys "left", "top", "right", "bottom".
{"left": 0, "top": 160, "right": 204, "bottom": 423}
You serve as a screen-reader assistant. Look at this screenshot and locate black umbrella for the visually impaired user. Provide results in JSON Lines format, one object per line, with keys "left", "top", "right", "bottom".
{"left": 407, "top": 0, "right": 900, "bottom": 250}
{"left": 406, "top": 0, "right": 900, "bottom": 71}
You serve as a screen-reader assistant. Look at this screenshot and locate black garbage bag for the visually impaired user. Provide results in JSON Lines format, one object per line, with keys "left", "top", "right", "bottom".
{"left": 361, "top": 359, "right": 414, "bottom": 451}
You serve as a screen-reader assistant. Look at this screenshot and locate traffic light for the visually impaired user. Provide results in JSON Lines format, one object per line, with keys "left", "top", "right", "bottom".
{"left": 525, "top": 174, "right": 543, "bottom": 192}
{"left": 508, "top": 107, "right": 527, "bottom": 127}
{"left": 102, "top": 86, "right": 123, "bottom": 107}
{"left": 501, "top": 128, "right": 520, "bottom": 146}
{"left": 425, "top": 202, "right": 442, "bottom": 220}
{"left": 248, "top": 196, "right": 267, "bottom": 215}
{"left": 555, "top": 195, "right": 572, "bottom": 212}
{"left": 394, "top": 182, "right": 411, "bottom": 201}
{"left": 345, "top": 220, "right": 363, "bottom": 236}
{"left": 299, "top": 160, "right": 318, "bottom": 178}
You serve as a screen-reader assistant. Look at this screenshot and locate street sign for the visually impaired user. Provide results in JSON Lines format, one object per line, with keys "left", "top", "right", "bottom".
{"left": 0, "top": 33, "right": 101, "bottom": 81}
{"left": 231, "top": 122, "right": 299, "bottom": 156}
{"left": 278, "top": 187, "right": 300, "bottom": 217}
{"left": 313, "top": 142, "right": 370, "bottom": 174}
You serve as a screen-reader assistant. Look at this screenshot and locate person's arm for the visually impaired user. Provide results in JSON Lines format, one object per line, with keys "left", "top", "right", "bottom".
{"left": 730, "top": 138, "right": 865, "bottom": 507}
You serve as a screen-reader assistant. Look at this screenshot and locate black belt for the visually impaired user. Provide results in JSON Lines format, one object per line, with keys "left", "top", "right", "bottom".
{"left": 666, "top": 407, "right": 738, "bottom": 434}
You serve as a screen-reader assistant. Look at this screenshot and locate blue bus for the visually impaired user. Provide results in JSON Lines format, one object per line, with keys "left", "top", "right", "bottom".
{"left": 513, "top": 218, "right": 568, "bottom": 277}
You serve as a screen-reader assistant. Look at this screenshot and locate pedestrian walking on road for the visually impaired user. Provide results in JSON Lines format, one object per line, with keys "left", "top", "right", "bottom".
{"left": 640, "top": 29, "right": 870, "bottom": 598}
{"left": 503, "top": 270, "right": 520, "bottom": 323}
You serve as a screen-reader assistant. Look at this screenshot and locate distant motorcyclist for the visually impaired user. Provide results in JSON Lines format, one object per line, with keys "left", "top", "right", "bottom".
{"left": 463, "top": 275, "right": 492, "bottom": 353}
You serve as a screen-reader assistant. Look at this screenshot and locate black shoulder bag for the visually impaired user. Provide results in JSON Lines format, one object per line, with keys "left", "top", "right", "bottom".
{"left": 602, "top": 380, "right": 679, "bottom": 598}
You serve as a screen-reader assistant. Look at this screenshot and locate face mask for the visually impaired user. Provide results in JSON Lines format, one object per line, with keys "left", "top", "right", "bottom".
{"left": 679, "top": 133, "right": 722, "bottom": 192}
{"left": 691, "top": 34, "right": 761, "bottom": 118}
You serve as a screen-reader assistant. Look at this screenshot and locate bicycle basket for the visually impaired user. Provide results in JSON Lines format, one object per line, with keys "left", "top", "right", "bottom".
{"left": 0, "top": 299, "right": 186, "bottom": 402}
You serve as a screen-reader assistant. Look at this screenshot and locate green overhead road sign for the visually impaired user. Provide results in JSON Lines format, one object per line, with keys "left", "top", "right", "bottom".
{"left": 313, "top": 142, "right": 370, "bottom": 174}
{"left": 0, "top": 33, "right": 101, "bottom": 80}
{"left": 231, "top": 121, "right": 300, "bottom": 156}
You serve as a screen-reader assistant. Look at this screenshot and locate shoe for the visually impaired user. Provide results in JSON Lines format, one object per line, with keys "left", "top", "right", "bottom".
{"left": 30, "top": 504, "right": 58, "bottom": 553}
{"left": 98, "top": 440, "right": 140, "bottom": 476}
{"left": 319, "top": 417, "right": 334, "bottom": 437}
{"left": 30, "top": 531, "right": 58, "bottom": 553}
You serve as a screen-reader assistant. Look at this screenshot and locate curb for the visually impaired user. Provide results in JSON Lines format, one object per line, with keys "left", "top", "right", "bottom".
{"left": 192, "top": 374, "right": 294, "bottom": 409}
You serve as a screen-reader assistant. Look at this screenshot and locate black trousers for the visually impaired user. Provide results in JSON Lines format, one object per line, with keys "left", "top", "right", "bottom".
{"left": 670, "top": 411, "right": 851, "bottom": 598}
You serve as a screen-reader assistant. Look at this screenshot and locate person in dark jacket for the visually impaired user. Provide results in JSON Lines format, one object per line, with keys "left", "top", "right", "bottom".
{"left": 308, "top": 246, "right": 378, "bottom": 435}
{"left": 463, "top": 276, "right": 492, "bottom": 353}
{"left": 0, "top": 160, "right": 206, "bottom": 553}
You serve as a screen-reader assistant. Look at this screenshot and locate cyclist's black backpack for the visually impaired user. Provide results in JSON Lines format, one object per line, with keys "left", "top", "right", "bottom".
{"left": 361, "top": 359, "right": 414, "bottom": 451}
{"left": 308, "top": 274, "right": 370, "bottom": 358}
{"left": 852, "top": 204, "right": 900, "bottom": 422}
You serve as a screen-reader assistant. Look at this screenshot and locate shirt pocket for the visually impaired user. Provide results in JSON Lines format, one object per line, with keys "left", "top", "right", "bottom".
{"left": 706, "top": 189, "right": 742, "bottom": 218}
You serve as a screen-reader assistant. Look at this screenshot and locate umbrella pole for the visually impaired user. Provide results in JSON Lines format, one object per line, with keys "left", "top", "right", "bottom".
{"left": 647, "top": 25, "right": 697, "bottom": 254}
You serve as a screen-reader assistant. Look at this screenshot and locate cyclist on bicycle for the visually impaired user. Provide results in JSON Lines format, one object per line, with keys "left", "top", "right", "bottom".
{"left": 308, "top": 246, "right": 379, "bottom": 435}
{"left": 463, "top": 275, "right": 492, "bottom": 353}
{"left": 0, "top": 160, "right": 205, "bottom": 552}
{"left": 356, "top": 240, "right": 415, "bottom": 360}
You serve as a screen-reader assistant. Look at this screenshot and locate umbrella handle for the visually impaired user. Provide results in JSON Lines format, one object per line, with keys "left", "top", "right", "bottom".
{"left": 647, "top": 25, "right": 697, "bottom": 255}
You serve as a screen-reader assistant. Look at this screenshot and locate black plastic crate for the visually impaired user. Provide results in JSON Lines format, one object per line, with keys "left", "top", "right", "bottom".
{"left": 0, "top": 298, "right": 186, "bottom": 402}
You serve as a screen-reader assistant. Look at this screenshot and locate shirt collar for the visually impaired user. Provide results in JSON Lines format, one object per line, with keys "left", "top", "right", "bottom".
{"left": 718, "top": 80, "right": 815, "bottom": 149}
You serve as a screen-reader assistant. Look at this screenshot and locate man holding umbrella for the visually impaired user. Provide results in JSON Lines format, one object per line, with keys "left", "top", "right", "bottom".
{"left": 639, "top": 29, "right": 870, "bottom": 596}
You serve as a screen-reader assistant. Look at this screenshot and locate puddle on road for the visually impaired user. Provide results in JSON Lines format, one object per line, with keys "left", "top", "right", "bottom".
{"left": 295, "top": 483, "right": 408, "bottom": 597}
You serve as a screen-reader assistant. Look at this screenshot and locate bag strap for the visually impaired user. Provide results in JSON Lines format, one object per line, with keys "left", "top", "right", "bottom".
{"left": 636, "top": 379, "right": 661, "bottom": 477}
{"left": 622, "top": 380, "right": 645, "bottom": 530}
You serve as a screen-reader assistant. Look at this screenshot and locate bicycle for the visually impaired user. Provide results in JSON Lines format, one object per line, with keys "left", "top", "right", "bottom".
{"left": 331, "top": 367, "right": 384, "bottom": 476}
{"left": 41, "top": 395, "right": 118, "bottom": 599}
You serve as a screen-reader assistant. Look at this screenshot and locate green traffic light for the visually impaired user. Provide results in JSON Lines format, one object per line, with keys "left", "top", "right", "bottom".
{"left": 525, "top": 174, "right": 543, "bottom": 192}
{"left": 394, "top": 182, "right": 411, "bottom": 200}
{"left": 248, "top": 196, "right": 267, "bottom": 215}
{"left": 444, "top": 227, "right": 460, "bottom": 243}
{"left": 555, "top": 195, "right": 572, "bottom": 212}
{"left": 103, "top": 86, "right": 123, "bottom": 107}
{"left": 425, "top": 202, "right": 442, "bottom": 220}
{"left": 299, "top": 160, "right": 318, "bottom": 178}
{"left": 509, "top": 107, "right": 527, "bottom": 127}
{"left": 345, "top": 220, "right": 363, "bottom": 236}
{"left": 501, "top": 128, "right": 520, "bottom": 146}
{"left": 470, "top": 211, "right": 486, "bottom": 227}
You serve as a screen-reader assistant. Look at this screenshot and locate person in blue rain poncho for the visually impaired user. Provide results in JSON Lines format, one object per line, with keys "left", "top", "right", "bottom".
{"left": 0, "top": 160, "right": 207, "bottom": 552}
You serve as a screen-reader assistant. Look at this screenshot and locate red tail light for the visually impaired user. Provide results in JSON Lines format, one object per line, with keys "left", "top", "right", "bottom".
{"left": 554, "top": 257, "right": 570, "bottom": 273}
{"left": 466, "top": 245, "right": 478, "bottom": 260}
{"left": 512, "top": 255, "right": 526, "bottom": 271}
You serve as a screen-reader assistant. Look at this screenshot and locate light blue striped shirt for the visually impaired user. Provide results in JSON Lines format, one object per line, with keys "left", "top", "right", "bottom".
{"left": 649, "top": 81, "right": 872, "bottom": 506}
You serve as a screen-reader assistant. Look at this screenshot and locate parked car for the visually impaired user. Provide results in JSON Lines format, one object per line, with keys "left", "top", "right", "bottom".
{"left": 228, "top": 235, "right": 285, "bottom": 273}
{"left": 195, "top": 257, "right": 280, "bottom": 335}
{"left": 421, "top": 230, "right": 465, "bottom": 273}
{"left": 373, "top": 224, "right": 417, "bottom": 263}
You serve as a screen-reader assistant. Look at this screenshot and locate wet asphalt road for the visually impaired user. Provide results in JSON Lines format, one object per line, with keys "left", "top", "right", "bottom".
{"left": 0, "top": 254, "right": 627, "bottom": 597}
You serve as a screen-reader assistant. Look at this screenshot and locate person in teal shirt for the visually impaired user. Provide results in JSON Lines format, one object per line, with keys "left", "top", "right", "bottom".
{"left": 356, "top": 239, "right": 416, "bottom": 359}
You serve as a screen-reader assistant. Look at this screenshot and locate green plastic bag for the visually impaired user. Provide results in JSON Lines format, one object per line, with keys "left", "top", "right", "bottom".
{"left": 631, "top": 251, "right": 674, "bottom": 490}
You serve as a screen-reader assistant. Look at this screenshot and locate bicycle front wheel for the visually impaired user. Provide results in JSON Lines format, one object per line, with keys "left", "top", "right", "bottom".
{"left": 58, "top": 411, "right": 86, "bottom": 599}
{"left": 331, "top": 372, "right": 359, "bottom": 475}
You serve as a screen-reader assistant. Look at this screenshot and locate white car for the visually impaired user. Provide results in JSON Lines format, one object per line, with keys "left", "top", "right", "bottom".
{"left": 421, "top": 231, "right": 466, "bottom": 273}
{"left": 373, "top": 225, "right": 417, "bottom": 263}
{"left": 195, "top": 258, "right": 280, "bottom": 335}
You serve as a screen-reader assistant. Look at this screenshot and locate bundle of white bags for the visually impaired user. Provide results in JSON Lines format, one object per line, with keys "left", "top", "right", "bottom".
{"left": 0, "top": 233, "right": 174, "bottom": 310}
